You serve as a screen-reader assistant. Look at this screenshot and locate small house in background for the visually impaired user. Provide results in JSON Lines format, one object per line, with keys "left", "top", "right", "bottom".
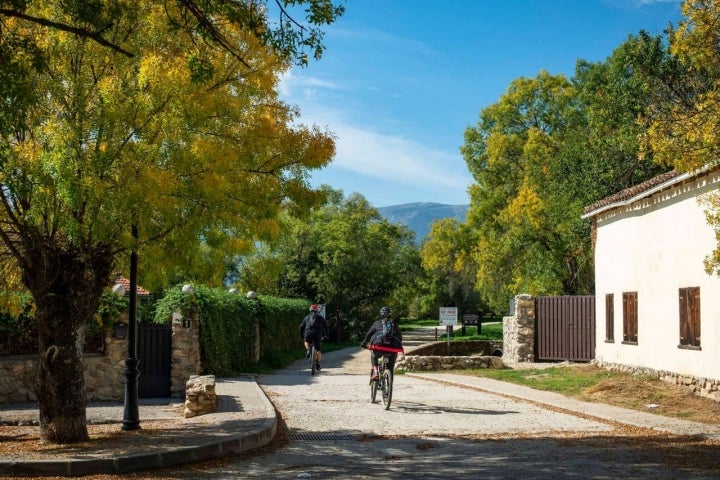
{"left": 583, "top": 167, "right": 720, "bottom": 399}
{"left": 113, "top": 275, "right": 154, "bottom": 322}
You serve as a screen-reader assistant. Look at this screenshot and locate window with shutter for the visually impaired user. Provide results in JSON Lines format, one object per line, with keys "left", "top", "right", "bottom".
{"left": 605, "top": 294, "right": 614, "bottom": 342}
{"left": 679, "top": 287, "right": 701, "bottom": 348}
{"left": 622, "top": 292, "right": 638, "bottom": 344}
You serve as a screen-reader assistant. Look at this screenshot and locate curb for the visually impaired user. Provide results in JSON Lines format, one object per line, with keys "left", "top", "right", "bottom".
{"left": 0, "top": 380, "right": 277, "bottom": 477}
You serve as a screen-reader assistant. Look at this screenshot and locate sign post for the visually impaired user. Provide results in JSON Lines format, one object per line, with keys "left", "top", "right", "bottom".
{"left": 439, "top": 307, "right": 458, "bottom": 355}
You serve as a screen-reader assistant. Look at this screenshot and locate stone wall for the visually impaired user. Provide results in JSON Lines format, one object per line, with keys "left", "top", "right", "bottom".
{"left": 396, "top": 355, "right": 504, "bottom": 372}
{"left": 404, "top": 341, "right": 503, "bottom": 357}
{"left": 396, "top": 340, "right": 505, "bottom": 372}
{"left": 503, "top": 294, "right": 535, "bottom": 363}
{"left": 0, "top": 334, "right": 127, "bottom": 404}
{"left": 0, "top": 312, "right": 201, "bottom": 404}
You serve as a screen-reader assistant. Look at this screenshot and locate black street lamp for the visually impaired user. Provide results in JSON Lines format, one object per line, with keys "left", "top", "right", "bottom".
{"left": 123, "top": 225, "right": 141, "bottom": 431}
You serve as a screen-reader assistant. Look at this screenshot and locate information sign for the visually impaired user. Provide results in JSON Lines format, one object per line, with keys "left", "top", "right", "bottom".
{"left": 439, "top": 307, "right": 458, "bottom": 326}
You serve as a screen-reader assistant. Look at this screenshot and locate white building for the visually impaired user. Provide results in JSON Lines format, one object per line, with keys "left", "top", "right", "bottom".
{"left": 583, "top": 168, "right": 720, "bottom": 393}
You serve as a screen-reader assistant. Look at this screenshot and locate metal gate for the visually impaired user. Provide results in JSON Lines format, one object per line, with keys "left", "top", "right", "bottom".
{"left": 138, "top": 323, "right": 172, "bottom": 398}
{"left": 535, "top": 295, "right": 595, "bottom": 361}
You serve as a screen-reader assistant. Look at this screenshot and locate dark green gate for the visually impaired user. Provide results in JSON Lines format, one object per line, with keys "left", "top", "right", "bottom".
{"left": 138, "top": 323, "right": 172, "bottom": 398}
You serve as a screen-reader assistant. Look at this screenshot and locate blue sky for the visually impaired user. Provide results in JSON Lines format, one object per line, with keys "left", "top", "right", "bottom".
{"left": 278, "top": 0, "right": 683, "bottom": 208}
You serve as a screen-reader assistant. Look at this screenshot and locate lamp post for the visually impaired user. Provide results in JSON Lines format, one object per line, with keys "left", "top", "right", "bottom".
{"left": 122, "top": 225, "right": 141, "bottom": 431}
{"left": 182, "top": 284, "right": 195, "bottom": 328}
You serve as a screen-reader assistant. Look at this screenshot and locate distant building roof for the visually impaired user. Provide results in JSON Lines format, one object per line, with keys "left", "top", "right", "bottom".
{"left": 114, "top": 276, "right": 152, "bottom": 296}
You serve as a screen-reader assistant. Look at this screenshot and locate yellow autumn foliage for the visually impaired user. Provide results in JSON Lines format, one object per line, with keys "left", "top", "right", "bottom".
{"left": 0, "top": 0, "right": 335, "bottom": 291}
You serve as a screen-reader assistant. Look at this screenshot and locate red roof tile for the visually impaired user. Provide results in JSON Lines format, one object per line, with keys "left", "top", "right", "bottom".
{"left": 114, "top": 276, "right": 151, "bottom": 296}
{"left": 583, "top": 170, "right": 683, "bottom": 217}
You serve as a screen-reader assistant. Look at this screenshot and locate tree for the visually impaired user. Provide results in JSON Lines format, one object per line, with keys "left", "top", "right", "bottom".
{"left": 420, "top": 218, "right": 480, "bottom": 314}
{"left": 462, "top": 31, "right": 673, "bottom": 313}
{"left": 242, "top": 189, "right": 419, "bottom": 338}
{"left": 462, "top": 71, "right": 588, "bottom": 312}
{"left": 0, "top": 0, "right": 344, "bottom": 65}
{"left": 0, "top": 1, "right": 338, "bottom": 443}
{"left": 572, "top": 33, "right": 669, "bottom": 199}
{"left": 635, "top": 0, "right": 720, "bottom": 274}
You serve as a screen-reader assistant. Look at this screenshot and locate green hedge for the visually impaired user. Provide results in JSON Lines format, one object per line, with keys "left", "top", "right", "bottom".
{"left": 154, "top": 285, "right": 306, "bottom": 376}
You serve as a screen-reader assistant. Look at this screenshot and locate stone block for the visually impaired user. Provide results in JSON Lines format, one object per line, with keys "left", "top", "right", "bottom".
{"left": 184, "top": 374, "right": 217, "bottom": 418}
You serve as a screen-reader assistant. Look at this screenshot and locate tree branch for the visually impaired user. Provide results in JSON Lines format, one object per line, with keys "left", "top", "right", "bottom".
{"left": 0, "top": 8, "right": 134, "bottom": 57}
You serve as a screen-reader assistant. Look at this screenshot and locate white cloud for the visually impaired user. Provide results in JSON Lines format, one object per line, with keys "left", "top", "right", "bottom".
{"left": 278, "top": 57, "right": 473, "bottom": 206}
{"left": 278, "top": 71, "right": 343, "bottom": 102}
{"left": 331, "top": 122, "right": 469, "bottom": 191}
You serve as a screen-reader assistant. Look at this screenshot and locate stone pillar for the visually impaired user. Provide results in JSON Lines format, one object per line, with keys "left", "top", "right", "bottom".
{"left": 502, "top": 294, "right": 536, "bottom": 363}
{"left": 170, "top": 310, "right": 202, "bottom": 398}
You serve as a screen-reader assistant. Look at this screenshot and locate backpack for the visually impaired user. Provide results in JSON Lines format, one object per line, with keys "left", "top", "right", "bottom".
{"left": 372, "top": 318, "right": 396, "bottom": 346}
{"left": 381, "top": 318, "right": 393, "bottom": 341}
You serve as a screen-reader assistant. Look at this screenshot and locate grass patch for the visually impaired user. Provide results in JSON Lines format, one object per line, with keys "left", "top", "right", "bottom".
{"left": 460, "top": 365, "right": 620, "bottom": 396}
{"left": 447, "top": 323, "right": 502, "bottom": 341}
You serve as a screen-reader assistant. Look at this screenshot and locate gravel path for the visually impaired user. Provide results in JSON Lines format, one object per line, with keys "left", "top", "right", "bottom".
{"left": 258, "top": 346, "right": 616, "bottom": 438}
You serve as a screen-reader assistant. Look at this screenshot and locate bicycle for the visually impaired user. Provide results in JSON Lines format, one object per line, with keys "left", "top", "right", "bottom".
{"left": 369, "top": 354, "right": 393, "bottom": 409}
{"left": 309, "top": 344, "right": 320, "bottom": 375}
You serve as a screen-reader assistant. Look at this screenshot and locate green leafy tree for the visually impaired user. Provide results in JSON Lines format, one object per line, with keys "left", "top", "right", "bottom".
{"left": 420, "top": 218, "right": 480, "bottom": 315}
{"left": 571, "top": 34, "right": 669, "bottom": 199}
{"left": 462, "top": 71, "right": 586, "bottom": 312}
{"left": 634, "top": 0, "right": 720, "bottom": 274}
{"left": 241, "top": 189, "right": 419, "bottom": 338}
{"left": 462, "top": 41, "right": 668, "bottom": 312}
{"left": 0, "top": 1, "right": 339, "bottom": 444}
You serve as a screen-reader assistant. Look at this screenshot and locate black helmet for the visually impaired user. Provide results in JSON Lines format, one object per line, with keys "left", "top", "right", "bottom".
{"left": 380, "top": 306, "right": 391, "bottom": 317}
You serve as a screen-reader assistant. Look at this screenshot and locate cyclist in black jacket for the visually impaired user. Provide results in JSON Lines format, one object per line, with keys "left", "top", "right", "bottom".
{"left": 361, "top": 306, "right": 404, "bottom": 380}
{"left": 300, "top": 304, "right": 329, "bottom": 370}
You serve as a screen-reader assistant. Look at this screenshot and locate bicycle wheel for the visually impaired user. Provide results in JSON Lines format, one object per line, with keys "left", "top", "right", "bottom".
{"left": 310, "top": 345, "right": 317, "bottom": 375}
{"left": 381, "top": 368, "right": 393, "bottom": 409}
{"left": 370, "top": 372, "right": 378, "bottom": 403}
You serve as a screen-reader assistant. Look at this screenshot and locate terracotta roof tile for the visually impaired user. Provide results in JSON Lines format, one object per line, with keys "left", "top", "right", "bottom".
{"left": 114, "top": 276, "right": 151, "bottom": 296}
{"left": 583, "top": 170, "right": 682, "bottom": 216}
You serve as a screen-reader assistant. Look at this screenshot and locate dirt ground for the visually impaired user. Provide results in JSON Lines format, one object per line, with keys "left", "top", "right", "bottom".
{"left": 543, "top": 364, "right": 720, "bottom": 425}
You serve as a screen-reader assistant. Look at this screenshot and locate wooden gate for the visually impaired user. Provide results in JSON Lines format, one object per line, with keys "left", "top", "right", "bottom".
{"left": 138, "top": 323, "right": 172, "bottom": 398}
{"left": 535, "top": 295, "right": 595, "bottom": 361}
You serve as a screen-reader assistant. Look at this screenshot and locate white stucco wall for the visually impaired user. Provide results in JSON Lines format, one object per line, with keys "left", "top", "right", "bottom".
{"left": 593, "top": 171, "right": 720, "bottom": 379}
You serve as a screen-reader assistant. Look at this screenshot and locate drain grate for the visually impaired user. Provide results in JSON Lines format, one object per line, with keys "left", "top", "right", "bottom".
{"left": 289, "top": 433, "right": 357, "bottom": 441}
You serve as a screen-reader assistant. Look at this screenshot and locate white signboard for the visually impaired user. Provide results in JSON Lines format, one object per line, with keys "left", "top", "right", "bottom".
{"left": 439, "top": 307, "right": 458, "bottom": 326}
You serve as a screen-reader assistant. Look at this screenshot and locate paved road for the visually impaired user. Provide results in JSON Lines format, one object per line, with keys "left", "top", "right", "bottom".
{"left": 171, "top": 334, "right": 720, "bottom": 479}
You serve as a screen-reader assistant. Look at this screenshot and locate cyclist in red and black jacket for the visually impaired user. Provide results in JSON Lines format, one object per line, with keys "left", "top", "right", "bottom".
{"left": 361, "top": 306, "right": 404, "bottom": 380}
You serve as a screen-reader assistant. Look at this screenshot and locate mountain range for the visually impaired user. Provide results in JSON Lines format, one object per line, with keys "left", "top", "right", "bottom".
{"left": 377, "top": 202, "right": 469, "bottom": 243}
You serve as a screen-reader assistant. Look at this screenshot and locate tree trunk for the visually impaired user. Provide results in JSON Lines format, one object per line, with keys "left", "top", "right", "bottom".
{"left": 23, "top": 241, "right": 114, "bottom": 444}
